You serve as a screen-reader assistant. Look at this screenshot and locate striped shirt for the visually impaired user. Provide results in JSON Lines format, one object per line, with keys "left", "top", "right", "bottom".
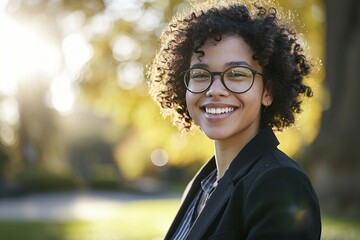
{"left": 172, "top": 169, "right": 218, "bottom": 240}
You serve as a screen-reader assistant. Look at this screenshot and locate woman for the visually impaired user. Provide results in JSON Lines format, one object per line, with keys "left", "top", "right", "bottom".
{"left": 148, "top": 1, "right": 321, "bottom": 239}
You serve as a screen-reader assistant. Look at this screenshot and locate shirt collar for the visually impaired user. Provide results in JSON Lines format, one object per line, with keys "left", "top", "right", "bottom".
{"left": 200, "top": 169, "right": 218, "bottom": 194}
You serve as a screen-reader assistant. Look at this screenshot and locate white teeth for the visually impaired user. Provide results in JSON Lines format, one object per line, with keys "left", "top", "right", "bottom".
{"left": 205, "top": 107, "right": 235, "bottom": 114}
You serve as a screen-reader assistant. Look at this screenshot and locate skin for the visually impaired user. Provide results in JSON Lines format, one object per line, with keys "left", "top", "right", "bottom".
{"left": 186, "top": 35, "right": 273, "bottom": 179}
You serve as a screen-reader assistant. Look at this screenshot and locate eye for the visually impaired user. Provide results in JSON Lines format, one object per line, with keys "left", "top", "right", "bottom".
{"left": 225, "top": 67, "right": 252, "bottom": 80}
{"left": 189, "top": 69, "right": 210, "bottom": 81}
{"left": 192, "top": 72, "right": 208, "bottom": 78}
{"left": 230, "top": 71, "right": 246, "bottom": 77}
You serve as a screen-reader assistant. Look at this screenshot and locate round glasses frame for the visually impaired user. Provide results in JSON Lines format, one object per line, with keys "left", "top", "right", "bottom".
{"left": 183, "top": 65, "right": 263, "bottom": 94}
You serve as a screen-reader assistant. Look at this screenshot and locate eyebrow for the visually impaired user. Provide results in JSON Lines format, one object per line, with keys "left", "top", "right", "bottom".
{"left": 190, "top": 61, "right": 251, "bottom": 69}
{"left": 225, "top": 61, "right": 251, "bottom": 68}
{"left": 190, "top": 63, "right": 209, "bottom": 68}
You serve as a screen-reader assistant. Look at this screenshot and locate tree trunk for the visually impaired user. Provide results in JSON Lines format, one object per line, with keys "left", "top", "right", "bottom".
{"left": 311, "top": 0, "right": 360, "bottom": 214}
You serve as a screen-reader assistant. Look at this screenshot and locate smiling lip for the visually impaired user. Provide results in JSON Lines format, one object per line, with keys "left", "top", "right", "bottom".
{"left": 205, "top": 107, "right": 235, "bottom": 114}
{"left": 201, "top": 104, "right": 238, "bottom": 120}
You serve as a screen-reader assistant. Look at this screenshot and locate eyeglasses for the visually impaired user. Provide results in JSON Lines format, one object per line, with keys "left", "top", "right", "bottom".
{"left": 183, "top": 66, "right": 263, "bottom": 94}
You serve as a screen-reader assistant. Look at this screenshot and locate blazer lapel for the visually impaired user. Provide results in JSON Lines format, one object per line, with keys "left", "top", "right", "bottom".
{"left": 185, "top": 127, "right": 279, "bottom": 239}
{"left": 164, "top": 159, "right": 216, "bottom": 239}
{"left": 185, "top": 173, "right": 234, "bottom": 240}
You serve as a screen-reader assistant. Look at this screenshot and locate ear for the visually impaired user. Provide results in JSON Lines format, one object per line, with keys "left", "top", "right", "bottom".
{"left": 261, "top": 85, "right": 273, "bottom": 107}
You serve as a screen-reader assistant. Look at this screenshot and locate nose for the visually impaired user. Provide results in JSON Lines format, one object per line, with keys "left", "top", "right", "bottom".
{"left": 206, "top": 75, "right": 229, "bottom": 97}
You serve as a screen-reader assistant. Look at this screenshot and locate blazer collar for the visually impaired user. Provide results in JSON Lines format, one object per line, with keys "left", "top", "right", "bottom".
{"left": 185, "top": 127, "right": 279, "bottom": 239}
{"left": 228, "top": 127, "right": 279, "bottom": 182}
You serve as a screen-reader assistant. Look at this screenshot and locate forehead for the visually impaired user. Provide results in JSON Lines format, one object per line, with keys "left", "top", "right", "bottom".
{"left": 190, "top": 35, "right": 256, "bottom": 69}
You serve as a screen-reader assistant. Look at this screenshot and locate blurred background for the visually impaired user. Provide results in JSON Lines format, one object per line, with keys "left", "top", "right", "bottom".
{"left": 0, "top": 0, "right": 359, "bottom": 239}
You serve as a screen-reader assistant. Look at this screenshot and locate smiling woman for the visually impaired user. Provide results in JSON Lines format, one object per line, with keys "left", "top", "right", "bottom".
{"left": 148, "top": 1, "right": 321, "bottom": 239}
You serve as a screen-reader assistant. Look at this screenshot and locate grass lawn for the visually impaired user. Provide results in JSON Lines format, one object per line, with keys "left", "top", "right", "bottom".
{"left": 0, "top": 198, "right": 359, "bottom": 240}
{"left": 0, "top": 199, "right": 180, "bottom": 240}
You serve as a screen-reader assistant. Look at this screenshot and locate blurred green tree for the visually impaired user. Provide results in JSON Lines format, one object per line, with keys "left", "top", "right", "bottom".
{"left": 311, "top": 0, "right": 360, "bottom": 214}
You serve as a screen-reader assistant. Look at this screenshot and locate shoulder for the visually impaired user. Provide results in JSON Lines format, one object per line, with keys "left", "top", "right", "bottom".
{"left": 244, "top": 148, "right": 308, "bottom": 185}
{"left": 237, "top": 148, "right": 320, "bottom": 217}
{"left": 236, "top": 149, "right": 321, "bottom": 239}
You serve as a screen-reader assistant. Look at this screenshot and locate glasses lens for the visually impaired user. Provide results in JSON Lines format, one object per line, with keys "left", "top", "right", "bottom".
{"left": 184, "top": 68, "right": 211, "bottom": 93}
{"left": 224, "top": 67, "right": 253, "bottom": 93}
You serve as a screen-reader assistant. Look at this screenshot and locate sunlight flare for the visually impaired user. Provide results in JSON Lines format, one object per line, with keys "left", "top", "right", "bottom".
{"left": 0, "top": 13, "right": 61, "bottom": 95}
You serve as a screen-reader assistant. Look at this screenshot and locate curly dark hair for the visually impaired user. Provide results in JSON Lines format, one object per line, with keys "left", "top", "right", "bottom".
{"left": 148, "top": 1, "right": 313, "bottom": 132}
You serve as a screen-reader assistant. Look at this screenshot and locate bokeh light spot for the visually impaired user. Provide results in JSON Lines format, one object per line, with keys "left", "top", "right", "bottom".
{"left": 0, "top": 97, "right": 19, "bottom": 125}
{"left": 62, "top": 33, "right": 93, "bottom": 73}
{"left": 117, "top": 61, "right": 144, "bottom": 89}
{"left": 151, "top": 149, "right": 169, "bottom": 167}
{"left": 49, "top": 74, "right": 77, "bottom": 114}
{"left": 0, "top": 125, "right": 16, "bottom": 146}
{"left": 112, "top": 34, "right": 141, "bottom": 61}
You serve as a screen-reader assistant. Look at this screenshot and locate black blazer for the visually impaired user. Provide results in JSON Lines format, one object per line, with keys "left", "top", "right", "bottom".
{"left": 165, "top": 127, "right": 321, "bottom": 240}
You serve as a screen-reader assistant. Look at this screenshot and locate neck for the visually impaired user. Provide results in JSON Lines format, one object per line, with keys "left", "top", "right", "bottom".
{"left": 214, "top": 128, "right": 260, "bottom": 179}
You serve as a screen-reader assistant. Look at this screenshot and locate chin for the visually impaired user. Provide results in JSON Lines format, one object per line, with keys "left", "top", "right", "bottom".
{"left": 203, "top": 130, "right": 231, "bottom": 141}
